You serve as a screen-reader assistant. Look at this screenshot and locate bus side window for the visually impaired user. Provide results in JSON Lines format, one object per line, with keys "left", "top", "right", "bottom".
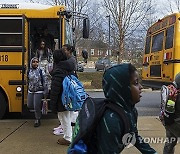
{"left": 165, "top": 26, "right": 174, "bottom": 49}
{"left": 152, "top": 32, "right": 164, "bottom": 52}
{"left": 145, "top": 36, "right": 151, "bottom": 54}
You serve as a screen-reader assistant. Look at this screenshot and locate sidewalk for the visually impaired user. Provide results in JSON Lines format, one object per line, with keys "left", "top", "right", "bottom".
{"left": 0, "top": 117, "right": 179, "bottom": 154}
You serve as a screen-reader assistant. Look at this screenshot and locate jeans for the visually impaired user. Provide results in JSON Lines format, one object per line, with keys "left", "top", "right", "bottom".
{"left": 27, "top": 92, "right": 43, "bottom": 119}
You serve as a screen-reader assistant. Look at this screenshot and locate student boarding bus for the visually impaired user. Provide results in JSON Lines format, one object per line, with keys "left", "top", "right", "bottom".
{"left": 142, "top": 13, "right": 180, "bottom": 89}
{"left": 0, "top": 3, "right": 89, "bottom": 118}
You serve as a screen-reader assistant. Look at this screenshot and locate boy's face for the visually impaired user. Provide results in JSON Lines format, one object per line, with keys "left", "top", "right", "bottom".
{"left": 130, "top": 71, "right": 143, "bottom": 104}
{"left": 32, "top": 59, "right": 39, "bottom": 69}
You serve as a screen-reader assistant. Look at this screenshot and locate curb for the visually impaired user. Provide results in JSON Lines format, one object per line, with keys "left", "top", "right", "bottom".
{"left": 85, "top": 88, "right": 155, "bottom": 92}
{"left": 85, "top": 89, "right": 103, "bottom": 92}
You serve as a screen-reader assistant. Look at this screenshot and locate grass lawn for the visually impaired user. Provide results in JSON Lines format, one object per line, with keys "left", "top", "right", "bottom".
{"left": 77, "top": 72, "right": 103, "bottom": 89}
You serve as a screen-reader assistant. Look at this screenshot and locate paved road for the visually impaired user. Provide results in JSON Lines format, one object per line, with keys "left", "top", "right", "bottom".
{"left": 3, "top": 90, "right": 160, "bottom": 119}
{"left": 87, "top": 90, "right": 161, "bottom": 116}
{"left": 84, "top": 68, "right": 96, "bottom": 72}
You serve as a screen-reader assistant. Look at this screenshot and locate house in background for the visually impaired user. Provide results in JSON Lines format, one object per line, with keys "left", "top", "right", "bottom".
{"left": 76, "top": 39, "right": 111, "bottom": 59}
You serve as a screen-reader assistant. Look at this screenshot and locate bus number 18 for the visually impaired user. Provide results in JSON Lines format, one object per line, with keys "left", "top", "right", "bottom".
{"left": 0, "top": 55, "right": 8, "bottom": 62}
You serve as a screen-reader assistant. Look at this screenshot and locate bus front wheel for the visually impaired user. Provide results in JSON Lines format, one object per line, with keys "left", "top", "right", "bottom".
{"left": 0, "top": 92, "right": 7, "bottom": 119}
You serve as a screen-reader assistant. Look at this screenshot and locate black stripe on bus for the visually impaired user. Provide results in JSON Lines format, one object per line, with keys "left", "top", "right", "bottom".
{"left": 0, "top": 65, "right": 23, "bottom": 70}
{"left": 143, "top": 62, "right": 149, "bottom": 66}
{"left": 9, "top": 80, "right": 26, "bottom": 85}
{"left": 163, "top": 59, "right": 180, "bottom": 64}
{"left": 0, "top": 47, "right": 26, "bottom": 52}
{"left": 142, "top": 80, "right": 170, "bottom": 89}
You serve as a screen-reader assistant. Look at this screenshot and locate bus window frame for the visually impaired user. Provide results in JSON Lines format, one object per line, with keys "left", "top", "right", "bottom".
{"left": 151, "top": 31, "right": 164, "bottom": 53}
{"left": 165, "top": 25, "right": 174, "bottom": 50}
{"left": 0, "top": 17, "right": 23, "bottom": 48}
{"left": 145, "top": 36, "right": 151, "bottom": 54}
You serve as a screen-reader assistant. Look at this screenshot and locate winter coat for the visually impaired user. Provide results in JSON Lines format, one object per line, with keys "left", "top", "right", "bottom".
{"left": 28, "top": 58, "right": 48, "bottom": 95}
{"left": 36, "top": 48, "right": 53, "bottom": 63}
{"left": 50, "top": 59, "right": 75, "bottom": 113}
{"left": 89, "top": 63, "right": 157, "bottom": 154}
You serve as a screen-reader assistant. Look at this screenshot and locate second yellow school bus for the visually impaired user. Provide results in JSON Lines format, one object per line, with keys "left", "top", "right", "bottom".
{"left": 0, "top": 3, "right": 89, "bottom": 118}
{"left": 142, "top": 13, "right": 180, "bottom": 89}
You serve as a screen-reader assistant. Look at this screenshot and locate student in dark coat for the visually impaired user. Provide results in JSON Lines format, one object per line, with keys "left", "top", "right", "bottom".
{"left": 53, "top": 44, "right": 78, "bottom": 136}
{"left": 50, "top": 49, "right": 75, "bottom": 145}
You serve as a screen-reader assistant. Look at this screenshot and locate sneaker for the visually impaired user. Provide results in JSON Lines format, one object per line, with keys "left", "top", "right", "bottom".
{"left": 53, "top": 125, "right": 62, "bottom": 131}
{"left": 34, "top": 119, "right": 41, "bottom": 127}
{"left": 57, "top": 138, "right": 71, "bottom": 146}
{"left": 53, "top": 128, "right": 64, "bottom": 135}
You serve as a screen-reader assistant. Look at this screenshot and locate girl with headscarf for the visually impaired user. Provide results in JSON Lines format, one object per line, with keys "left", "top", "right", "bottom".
{"left": 27, "top": 57, "right": 48, "bottom": 127}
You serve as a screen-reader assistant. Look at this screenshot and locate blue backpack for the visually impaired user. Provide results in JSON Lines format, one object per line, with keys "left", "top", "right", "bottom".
{"left": 61, "top": 75, "right": 88, "bottom": 111}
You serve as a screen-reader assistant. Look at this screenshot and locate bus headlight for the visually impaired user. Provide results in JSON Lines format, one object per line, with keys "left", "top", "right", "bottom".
{"left": 16, "top": 86, "right": 22, "bottom": 92}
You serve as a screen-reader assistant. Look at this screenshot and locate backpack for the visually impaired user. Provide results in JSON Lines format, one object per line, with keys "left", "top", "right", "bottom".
{"left": 159, "top": 84, "right": 180, "bottom": 126}
{"left": 68, "top": 97, "right": 130, "bottom": 153}
{"left": 61, "top": 75, "right": 88, "bottom": 111}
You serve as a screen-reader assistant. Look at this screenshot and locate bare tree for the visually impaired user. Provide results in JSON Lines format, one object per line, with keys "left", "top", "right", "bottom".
{"left": 162, "top": 0, "right": 180, "bottom": 13}
{"left": 103, "top": 0, "right": 152, "bottom": 63}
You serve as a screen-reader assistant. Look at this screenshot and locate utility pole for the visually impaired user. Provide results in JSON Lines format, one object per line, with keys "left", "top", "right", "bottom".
{"left": 106, "top": 15, "right": 110, "bottom": 59}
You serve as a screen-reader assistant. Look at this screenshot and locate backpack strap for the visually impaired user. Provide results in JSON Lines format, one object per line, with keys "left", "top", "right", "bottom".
{"left": 105, "top": 102, "right": 130, "bottom": 134}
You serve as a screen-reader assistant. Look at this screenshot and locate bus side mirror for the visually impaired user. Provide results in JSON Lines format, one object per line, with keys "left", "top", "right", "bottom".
{"left": 83, "top": 18, "right": 90, "bottom": 39}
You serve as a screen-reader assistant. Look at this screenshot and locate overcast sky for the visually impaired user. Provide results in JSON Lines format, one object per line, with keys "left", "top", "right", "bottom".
{"left": 0, "top": 0, "right": 179, "bottom": 19}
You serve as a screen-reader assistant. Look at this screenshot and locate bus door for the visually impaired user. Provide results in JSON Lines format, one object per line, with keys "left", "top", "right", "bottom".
{"left": 0, "top": 16, "right": 26, "bottom": 114}
{"left": 58, "top": 11, "right": 74, "bottom": 48}
{"left": 162, "top": 25, "right": 174, "bottom": 82}
{"left": 149, "top": 31, "right": 164, "bottom": 79}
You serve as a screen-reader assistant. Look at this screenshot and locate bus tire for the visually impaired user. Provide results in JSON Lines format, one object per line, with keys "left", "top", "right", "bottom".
{"left": 0, "top": 92, "right": 7, "bottom": 119}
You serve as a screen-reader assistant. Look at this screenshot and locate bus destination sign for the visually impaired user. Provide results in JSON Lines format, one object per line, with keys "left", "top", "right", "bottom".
{"left": 0, "top": 4, "right": 19, "bottom": 9}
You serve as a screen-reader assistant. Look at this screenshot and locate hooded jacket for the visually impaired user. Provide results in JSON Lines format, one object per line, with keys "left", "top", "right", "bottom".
{"left": 90, "top": 64, "right": 157, "bottom": 154}
{"left": 28, "top": 57, "right": 48, "bottom": 95}
{"left": 50, "top": 59, "right": 75, "bottom": 113}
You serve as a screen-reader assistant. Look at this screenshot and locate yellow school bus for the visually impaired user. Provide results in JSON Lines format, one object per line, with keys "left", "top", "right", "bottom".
{"left": 0, "top": 3, "right": 89, "bottom": 118}
{"left": 142, "top": 13, "right": 180, "bottom": 89}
